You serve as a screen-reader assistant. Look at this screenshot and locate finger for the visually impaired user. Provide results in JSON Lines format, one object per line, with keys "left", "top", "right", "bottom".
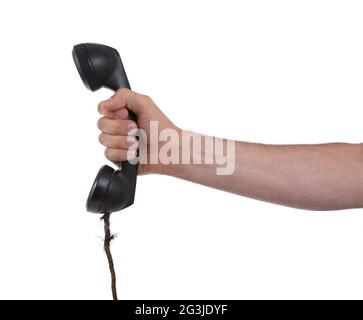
{"left": 114, "top": 107, "right": 129, "bottom": 119}
{"left": 97, "top": 117, "right": 137, "bottom": 135}
{"left": 98, "top": 88, "right": 133, "bottom": 113}
{"left": 98, "top": 105, "right": 129, "bottom": 119}
{"left": 99, "top": 133, "right": 138, "bottom": 149}
{"left": 105, "top": 148, "right": 138, "bottom": 162}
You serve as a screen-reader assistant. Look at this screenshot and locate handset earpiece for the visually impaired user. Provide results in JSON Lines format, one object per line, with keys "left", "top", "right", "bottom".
{"left": 72, "top": 43, "right": 138, "bottom": 213}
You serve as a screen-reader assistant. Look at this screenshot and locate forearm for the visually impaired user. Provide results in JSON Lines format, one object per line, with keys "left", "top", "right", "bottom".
{"left": 96, "top": 91, "right": 363, "bottom": 210}
{"left": 157, "top": 132, "right": 363, "bottom": 210}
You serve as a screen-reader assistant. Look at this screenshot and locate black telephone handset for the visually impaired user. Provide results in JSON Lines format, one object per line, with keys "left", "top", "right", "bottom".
{"left": 72, "top": 43, "right": 138, "bottom": 213}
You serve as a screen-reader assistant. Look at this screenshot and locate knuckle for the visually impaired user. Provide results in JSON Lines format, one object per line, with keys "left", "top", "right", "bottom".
{"left": 140, "top": 93, "right": 152, "bottom": 104}
{"left": 143, "top": 94, "right": 151, "bottom": 101}
{"left": 97, "top": 102, "right": 104, "bottom": 115}
{"left": 98, "top": 133, "right": 104, "bottom": 144}
{"left": 105, "top": 148, "right": 116, "bottom": 161}
{"left": 116, "top": 87, "right": 130, "bottom": 97}
{"left": 97, "top": 117, "right": 105, "bottom": 129}
{"left": 104, "top": 148, "right": 111, "bottom": 159}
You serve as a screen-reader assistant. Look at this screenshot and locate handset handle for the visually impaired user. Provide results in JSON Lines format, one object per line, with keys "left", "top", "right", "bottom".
{"left": 107, "top": 56, "right": 138, "bottom": 197}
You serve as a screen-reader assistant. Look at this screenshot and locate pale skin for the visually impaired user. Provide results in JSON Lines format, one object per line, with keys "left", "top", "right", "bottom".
{"left": 97, "top": 88, "right": 363, "bottom": 211}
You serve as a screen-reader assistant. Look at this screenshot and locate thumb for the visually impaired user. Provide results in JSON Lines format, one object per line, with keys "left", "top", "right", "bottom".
{"left": 124, "top": 90, "right": 151, "bottom": 116}
{"left": 99, "top": 88, "right": 149, "bottom": 117}
{"left": 98, "top": 88, "right": 132, "bottom": 115}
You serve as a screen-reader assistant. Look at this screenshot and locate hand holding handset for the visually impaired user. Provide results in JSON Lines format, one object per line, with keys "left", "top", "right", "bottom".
{"left": 72, "top": 43, "right": 138, "bottom": 213}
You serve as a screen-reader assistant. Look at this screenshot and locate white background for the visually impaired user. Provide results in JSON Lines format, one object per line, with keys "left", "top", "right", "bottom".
{"left": 0, "top": 0, "right": 363, "bottom": 299}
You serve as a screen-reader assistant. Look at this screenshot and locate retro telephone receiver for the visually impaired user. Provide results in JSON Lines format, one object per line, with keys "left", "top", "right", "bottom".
{"left": 72, "top": 43, "right": 138, "bottom": 213}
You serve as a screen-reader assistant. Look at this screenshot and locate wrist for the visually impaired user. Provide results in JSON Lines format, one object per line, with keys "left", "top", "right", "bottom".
{"left": 138, "top": 127, "right": 184, "bottom": 176}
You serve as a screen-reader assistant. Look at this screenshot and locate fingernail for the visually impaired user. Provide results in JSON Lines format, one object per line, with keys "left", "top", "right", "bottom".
{"left": 127, "top": 136, "right": 137, "bottom": 146}
{"left": 128, "top": 123, "right": 137, "bottom": 131}
{"left": 127, "top": 149, "right": 138, "bottom": 161}
{"left": 130, "top": 142, "right": 139, "bottom": 150}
